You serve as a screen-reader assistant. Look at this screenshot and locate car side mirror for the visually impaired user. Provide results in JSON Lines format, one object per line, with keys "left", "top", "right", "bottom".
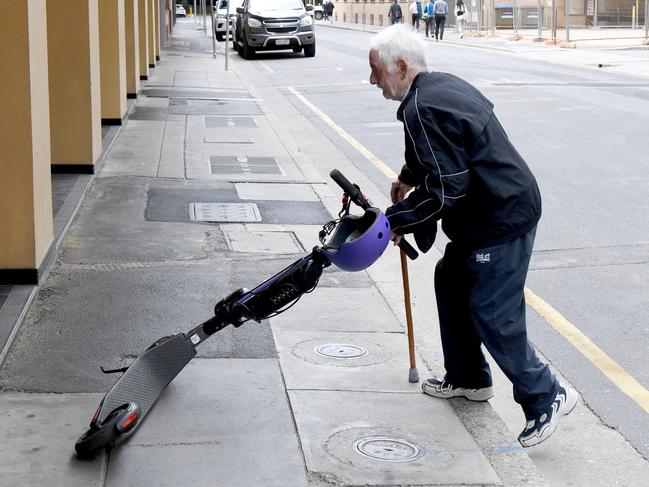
{"left": 236, "top": 7, "right": 244, "bottom": 13}
{"left": 305, "top": 4, "right": 313, "bottom": 10}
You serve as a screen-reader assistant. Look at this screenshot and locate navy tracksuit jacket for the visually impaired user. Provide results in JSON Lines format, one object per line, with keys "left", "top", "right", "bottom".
{"left": 386, "top": 71, "right": 557, "bottom": 418}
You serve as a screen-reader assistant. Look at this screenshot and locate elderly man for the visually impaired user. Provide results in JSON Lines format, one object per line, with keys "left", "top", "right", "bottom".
{"left": 368, "top": 25, "right": 577, "bottom": 448}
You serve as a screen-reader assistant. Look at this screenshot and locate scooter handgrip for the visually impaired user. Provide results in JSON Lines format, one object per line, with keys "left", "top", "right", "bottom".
{"left": 398, "top": 238, "right": 419, "bottom": 260}
{"left": 330, "top": 169, "right": 363, "bottom": 206}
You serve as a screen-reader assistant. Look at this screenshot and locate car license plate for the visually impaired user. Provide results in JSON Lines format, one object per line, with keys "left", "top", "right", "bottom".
{"left": 276, "top": 39, "right": 290, "bottom": 46}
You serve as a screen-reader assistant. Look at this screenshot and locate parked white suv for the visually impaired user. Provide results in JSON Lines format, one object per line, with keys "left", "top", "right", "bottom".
{"left": 214, "top": 0, "right": 244, "bottom": 42}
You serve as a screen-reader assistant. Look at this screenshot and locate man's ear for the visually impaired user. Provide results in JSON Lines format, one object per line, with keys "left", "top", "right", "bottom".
{"left": 397, "top": 59, "right": 408, "bottom": 77}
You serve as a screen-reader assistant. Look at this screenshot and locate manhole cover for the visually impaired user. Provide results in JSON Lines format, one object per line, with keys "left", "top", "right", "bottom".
{"left": 314, "top": 344, "right": 368, "bottom": 359}
{"left": 353, "top": 437, "right": 421, "bottom": 463}
{"left": 189, "top": 202, "right": 261, "bottom": 223}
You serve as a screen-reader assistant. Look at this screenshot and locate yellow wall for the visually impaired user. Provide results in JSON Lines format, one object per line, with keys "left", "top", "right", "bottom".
{"left": 155, "top": 0, "right": 161, "bottom": 57}
{"left": 138, "top": 0, "right": 150, "bottom": 77}
{"left": 148, "top": 0, "right": 156, "bottom": 66}
{"left": 0, "top": 0, "right": 53, "bottom": 268}
{"left": 125, "top": 0, "right": 141, "bottom": 95}
{"left": 99, "top": 0, "right": 128, "bottom": 120}
{"left": 47, "top": 0, "right": 102, "bottom": 166}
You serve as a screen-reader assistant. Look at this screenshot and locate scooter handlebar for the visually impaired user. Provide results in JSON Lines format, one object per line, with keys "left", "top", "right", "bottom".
{"left": 329, "top": 169, "right": 368, "bottom": 208}
{"left": 329, "top": 169, "right": 418, "bottom": 260}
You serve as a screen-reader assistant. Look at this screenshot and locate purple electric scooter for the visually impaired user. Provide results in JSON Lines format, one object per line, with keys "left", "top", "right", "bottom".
{"left": 74, "top": 169, "right": 418, "bottom": 458}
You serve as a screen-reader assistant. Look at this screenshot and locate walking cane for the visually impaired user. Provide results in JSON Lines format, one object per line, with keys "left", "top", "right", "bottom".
{"left": 400, "top": 249, "right": 419, "bottom": 383}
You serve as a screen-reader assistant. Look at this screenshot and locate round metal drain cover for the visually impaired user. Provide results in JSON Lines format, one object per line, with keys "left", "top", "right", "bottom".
{"left": 313, "top": 343, "right": 368, "bottom": 359}
{"left": 353, "top": 437, "right": 421, "bottom": 463}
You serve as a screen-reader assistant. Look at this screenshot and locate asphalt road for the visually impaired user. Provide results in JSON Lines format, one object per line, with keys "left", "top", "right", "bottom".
{"left": 243, "top": 24, "right": 649, "bottom": 460}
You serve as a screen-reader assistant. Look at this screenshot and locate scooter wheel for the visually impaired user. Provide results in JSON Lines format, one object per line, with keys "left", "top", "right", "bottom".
{"left": 75, "top": 410, "right": 122, "bottom": 459}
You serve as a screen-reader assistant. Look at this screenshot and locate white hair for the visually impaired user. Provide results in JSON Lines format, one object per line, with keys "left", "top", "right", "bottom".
{"left": 369, "top": 24, "right": 428, "bottom": 74}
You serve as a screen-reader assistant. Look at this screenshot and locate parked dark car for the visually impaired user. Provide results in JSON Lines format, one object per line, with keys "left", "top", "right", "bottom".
{"left": 233, "top": 0, "right": 316, "bottom": 59}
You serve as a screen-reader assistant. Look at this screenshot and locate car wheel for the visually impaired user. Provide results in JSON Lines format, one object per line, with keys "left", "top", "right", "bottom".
{"left": 216, "top": 33, "right": 224, "bottom": 42}
{"left": 304, "top": 42, "right": 316, "bottom": 58}
{"left": 292, "top": 47, "right": 303, "bottom": 53}
{"left": 314, "top": 11, "right": 323, "bottom": 20}
{"left": 242, "top": 37, "right": 255, "bottom": 60}
{"left": 234, "top": 36, "right": 243, "bottom": 56}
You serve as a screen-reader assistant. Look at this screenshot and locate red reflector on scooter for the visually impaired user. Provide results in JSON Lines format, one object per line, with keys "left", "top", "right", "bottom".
{"left": 91, "top": 404, "right": 102, "bottom": 424}
{"left": 120, "top": 412, "right": 138, "bottom": 429}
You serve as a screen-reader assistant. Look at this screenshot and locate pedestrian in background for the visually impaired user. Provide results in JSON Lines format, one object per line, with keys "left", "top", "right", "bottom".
{"left": 455, "top": 0, "right": 465, "bottom": 38}
{"left": 324, "top": 0, "right": 334, "bottom": 22}
{"left": 433, "top": 0, "right": 448, "bottom": 40}
{"left": 388, "top": 0, "right": 403, "bottom": 24}
{"left": 409, "top": 1, "right": 420, "bottom": 31}
{"left": 367, "top": 24, "right": 578, "bottom": 448}
{"left": 423, "top": 0, "right": 434, "bottom": 37}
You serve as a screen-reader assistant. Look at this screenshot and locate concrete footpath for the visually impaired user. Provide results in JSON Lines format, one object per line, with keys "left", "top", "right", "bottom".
{"left": 1, "top": 19, "right": 648, "bottom": 487}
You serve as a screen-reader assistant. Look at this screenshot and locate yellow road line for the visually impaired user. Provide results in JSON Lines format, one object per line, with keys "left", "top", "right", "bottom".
{"left": 525, "top": 287, "right": 649, "bottom": 414}
{"left": 287, "top": 86, "right": 397, "bottom": 179}
{"left": 259, "top": 61, "right": 274, "bottom": 74}
{"left": 288, "top": 84, "right": 649, "bottom": 414}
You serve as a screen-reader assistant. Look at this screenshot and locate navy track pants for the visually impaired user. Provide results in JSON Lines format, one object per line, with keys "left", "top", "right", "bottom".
{"left": 435, "top": 227, "right": 558, "bottom": 419}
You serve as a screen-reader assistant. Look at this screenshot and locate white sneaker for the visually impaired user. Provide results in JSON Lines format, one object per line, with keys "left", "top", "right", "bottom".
{"left": 422, "top": 378, "right": 494, "bottom": 401}
{"left": 518, "top": 384, "right": 578, "bottom": 447}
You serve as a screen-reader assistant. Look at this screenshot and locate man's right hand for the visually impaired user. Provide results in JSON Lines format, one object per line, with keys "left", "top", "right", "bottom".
{"left": 390, "top": 178, "right": 412, "bottom": 204}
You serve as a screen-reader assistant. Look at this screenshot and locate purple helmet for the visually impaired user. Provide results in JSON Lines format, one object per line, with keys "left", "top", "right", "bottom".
{"left": 320, "top": 208, "right": 391, "bottom": 272}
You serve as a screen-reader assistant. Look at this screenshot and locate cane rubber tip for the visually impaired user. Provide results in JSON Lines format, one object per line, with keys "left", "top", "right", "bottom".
{"left": 409, "top": 368, "right": 419, "bottom": 383}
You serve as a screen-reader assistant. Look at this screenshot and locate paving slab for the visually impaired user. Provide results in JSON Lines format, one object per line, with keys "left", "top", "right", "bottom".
{"left": 157, "top": 119, "right": 186, "bottom": 179}
{"left": 105, "top": 359, "right": 307, "bottom": 487}
{"left": 0, "top": 393, "right": 105, "bottom": 487}
{"left": 185, "top": 114, "right": 306, "bottom": 181}
{"left": 235, "top": 182, "right": 320, "bottom": 201}
{"left": 289, "top": 390, "right": 501, "bottom": 486}
{"left": 223, "top": 227, "right": 305, "bottom": 253}
{"left": 0, "top": 261, "right": 283, "bottom": 392}
{"left": 146, "top": 187, "right": 332, "bottom": 225}
{"left": 270, "top": 287, "right": 403, "bottom": 333}
{"left": 203, "top": 134, "right": 255, "bottom": 144}
{"left": 274, "top": 330, "right": 422, "bottom": 393}
{"left": 60, "top": 179, "right": 231, "bottom": 263}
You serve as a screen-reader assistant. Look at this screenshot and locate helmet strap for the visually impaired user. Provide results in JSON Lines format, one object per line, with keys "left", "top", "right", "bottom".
{"left": 318, "top": 219, "right": 338, "bottom": 244}
{"left": 338, "top": 192, "right": 351, "bottom": 218}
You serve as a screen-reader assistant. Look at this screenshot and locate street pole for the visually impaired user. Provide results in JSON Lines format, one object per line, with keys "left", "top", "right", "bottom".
{"left": 204, "top": 0, "right": 208, "bottom": 35}
{"left": 645, "top": 0, "right": 648, "bottom": 40}
{"left": 551, "top": 0, "right": 557, "bottom": 43}
{"left": 194, "top": 0, "right": 197, "bottom": 23}
{"left": 225, "top": 0, "right": 230, "bottom": 71}
{"left": 363, "top": 0, "right": 366, "bottom": 30}
{"left": 537, "top": 0, "right": 542, "bottom": 38}
{"left": 594, "top": 0, "right": 598, "bottom": 26}
{"left": 211, "top": 0, "right": 216, "bottom": 58}
{"left": 513, "top": 0, "right": 518, "bottom": 35}
{"left": 491, "top": 0, "right": 496, "bottom": 35}
{"left": 565, "top": 0, "right": 570, "bottom": 42}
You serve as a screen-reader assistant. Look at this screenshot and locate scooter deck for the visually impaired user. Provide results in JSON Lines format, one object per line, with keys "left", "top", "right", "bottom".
{"left": 97, "top": 334, "right": 196, "bottom": 423}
